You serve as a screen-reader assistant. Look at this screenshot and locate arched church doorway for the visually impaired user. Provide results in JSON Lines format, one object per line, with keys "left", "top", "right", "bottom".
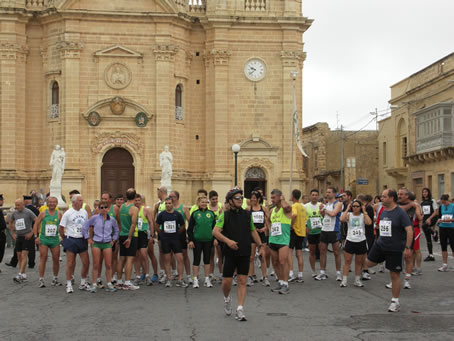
{"left": 244, "top": 167, "right": 267, "bottom": 199}
{"left": 101, "top": 148, "right": 134, "bottom": 197}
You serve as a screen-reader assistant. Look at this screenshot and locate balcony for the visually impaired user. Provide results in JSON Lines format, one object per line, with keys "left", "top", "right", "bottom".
{"left": 49, "top": 104, "right": 59, "bottom": 119}
{"left": 175, "top": 106, "right": 184, "bottom": 121}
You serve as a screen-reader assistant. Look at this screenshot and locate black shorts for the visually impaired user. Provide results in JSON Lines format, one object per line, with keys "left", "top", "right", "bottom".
{"left": 161, "top": 238, "right": 182, "bottom": 254}
{"left": 15, "top": 236, "right": 34, "bottom": 252}
{"left": 344, "top": 240, "right": 367, "bottom": 255}
{"left": 178, "top": 230, "right": 188, "bottom": 250}
{"left": 367, "top": 243, "right": 403, "bottom": 273}
{"left": 62, "top": 237, "right": 88, "bottom": 254}
{"left": 223, "top": 255, "right": 250, "bottom": 277}
{"left": 289, "top": 230, "right": 305, "bottom": 250}
{"left": 119, "top": 236, "right": 138, "bottom": 257}
{"left": 138, "top": 231, "right": 149, "bottom": 249}
{"left": 268, "top": 243, "right": 287, "bottom": 252}
{"left": 439, "top": 227, "right": 454, "bottom": 252}
{"left": 307, "top": 234, "right": 320, "bottom": 245}
{"left": 320, "top": 231, "right": 339, "bottom": 244}
{"left": 257, "top": 231, "right": 268, "bottom": 244}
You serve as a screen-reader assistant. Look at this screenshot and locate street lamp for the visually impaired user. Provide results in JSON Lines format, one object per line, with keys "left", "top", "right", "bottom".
{"left": 232, "top": 144, "right": 241, "bottom": 186}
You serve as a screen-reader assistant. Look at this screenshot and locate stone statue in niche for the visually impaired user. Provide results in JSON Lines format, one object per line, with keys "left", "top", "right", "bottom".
{"left": 49, "top": 145, "right": 67, "bottom": 208}
{"left": 160, "top": 145, "right": 173, "bottom": 191}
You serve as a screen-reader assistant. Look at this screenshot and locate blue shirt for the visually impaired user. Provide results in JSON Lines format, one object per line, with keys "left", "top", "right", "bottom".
{"left": 439, "top": 203, "right": 454, "bottom": 228}
{"left": 82, "top": 214, "right": 119, "bottom": 243}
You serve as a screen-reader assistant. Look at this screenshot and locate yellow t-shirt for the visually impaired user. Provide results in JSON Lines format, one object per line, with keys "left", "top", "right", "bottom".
{"left": 39, "top": 205, "right": 59, "bottom": 213}
{"left": 292, "top": 202, "right": 307, "bottom": 237}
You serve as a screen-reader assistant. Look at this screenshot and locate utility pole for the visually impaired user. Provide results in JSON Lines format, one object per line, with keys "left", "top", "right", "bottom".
{"left": 340, "top": 124, "right": 344, "bottom": 192}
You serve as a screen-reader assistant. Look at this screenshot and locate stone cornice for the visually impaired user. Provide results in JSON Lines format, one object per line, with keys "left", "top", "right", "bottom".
{"left": 152, "top": 44, "right": 179, "bottom": 62}
{"left": 280, "top": 50, "right": 306, "bottom": 68}
{"left": 203, "top": 49, "right": 231, "bottom": 66}
{"left": 56, "top": 40, "right": 83, "bottom": 59}
{"left": 0, "top": 43, "right": 29, "bottom": 62}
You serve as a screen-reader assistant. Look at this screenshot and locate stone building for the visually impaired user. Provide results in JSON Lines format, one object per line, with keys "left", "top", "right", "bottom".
{"left": 302, "top": 123, "right": 378, "bottom": 197}
{"left": 0, "top": 0, "right": 312, "bottom": 205}
{"left": 378, "top": 52, "right": 454, "bottom": 200}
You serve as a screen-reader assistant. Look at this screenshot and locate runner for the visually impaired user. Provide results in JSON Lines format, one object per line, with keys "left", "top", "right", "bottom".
{"left": 32, "top": 196, "right": 62, "bottom": 287}
{"left": 268, "top": 189, "right": 292, "bottom": 294}
{"left": 366, "top": 189, "right": 413, "bottom": 312}
{"left": 68, "top": 190, "right": 92, "bottom": 218}
{"left": 190, "top": 189, "right": 208, "bottom": 216}
{"left": 59, "top": 194, "right": 90, "bottom": 293}
{"left": 420, "top": 188, "right": 438, "bottom": 262}
{"left": 101, "top": 192, "right": 119, "bottom": 285}
{"left": 357, "top": 194, "right": 375, "bottom": 280}
{"left": 9, "top": 199, "right": 36, "bottom": 283}
{"left": 339, "top": 199, "right": 372, "bottom": 287}
{"left": 0, "top": 194, "right": 6, "bottom": 272}
{"left": 288, "top": 189, "right": 308, "bottom": 283}
{"left": 170, "top": 190, "right": 192, "bottom": 283}
{"left": 116, "top": 188, "right": 139, "bottom": 290}
{"left": 437, "top": 194, "right": 454, "bottom": 272}
{"left": 188, "top": 196, "right": 217, "bottom": 288}
{"left": 315, "top": 187, "right": 343, "bottom": 281}
{"left": 154, "top": 186, "right": 169, "bottom": 283}
{"left": 209, "top": 190, "right": 224, "bottom": 282}
{"left": 134, "top": 194, "right": 154, "bottom": 286}
{"left": 83, "top": 203, "right": 119, "bottom": 292}
{"left": 248, "top": 190, "right": 270, "bottom": 286}
{"left": 305, "top": 189, "right": 324, "bottom": 278}
{"left": 155, "top": 197, "right": 188, "bottom": 288}
{"left": 212, "top": 187, "right": 264, "bottom": 321}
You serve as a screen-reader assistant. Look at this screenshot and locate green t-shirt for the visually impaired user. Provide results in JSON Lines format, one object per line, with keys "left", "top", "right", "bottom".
{"left": 305, "top": 203, "right": 323, "bottom": 235}
{"left": 137, "top": 206, "right": 149, "bottom": 232}
{"left": 189, "top": 209, "right": 216, "bottom": 242}
{"left": 40, "top": 210, "right": 59, "bottom": 241}
{"left": 120, "top": 203, "right": 137, "bottom": 237}
{"left": 269, "top": 207, "right": 291, "bottom": 245}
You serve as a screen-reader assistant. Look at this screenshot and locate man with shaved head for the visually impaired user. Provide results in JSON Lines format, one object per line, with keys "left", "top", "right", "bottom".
{"left": 9, "top": 199, "right": 37, "bottom": 283}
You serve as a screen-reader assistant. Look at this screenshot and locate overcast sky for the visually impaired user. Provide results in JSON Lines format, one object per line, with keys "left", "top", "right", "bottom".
{"left": 302, "top": 0, "right": 454, "bottom": 131}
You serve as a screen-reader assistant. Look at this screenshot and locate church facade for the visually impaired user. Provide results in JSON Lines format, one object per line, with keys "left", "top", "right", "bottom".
{"left": 0, "top": 0, "right": 312, "bottom": 205}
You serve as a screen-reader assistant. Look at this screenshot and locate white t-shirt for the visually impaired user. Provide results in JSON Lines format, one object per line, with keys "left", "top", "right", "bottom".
{"left": 60, "top": 208, "right": 88, "bottom": 238}
{"left": 346, "top": 213, "right": 366, "bottom": 243}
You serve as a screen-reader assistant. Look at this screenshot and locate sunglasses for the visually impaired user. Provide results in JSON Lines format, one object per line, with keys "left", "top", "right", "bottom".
{"left": 99, "top": 206, "right": 108, "bottom": 209}
{"left": 233, "top": 196, "right": 243, "bottom": 200}
{"left": 352, "top": 205, "right": 361, "bottom": 208}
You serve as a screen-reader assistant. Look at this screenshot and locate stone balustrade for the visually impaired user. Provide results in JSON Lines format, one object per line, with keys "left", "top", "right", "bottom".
{"left": 245, "top": 0, "right": 266, "bottom": 11}
{"left": 188, "top": 0, "right": 206, "bottom": 13}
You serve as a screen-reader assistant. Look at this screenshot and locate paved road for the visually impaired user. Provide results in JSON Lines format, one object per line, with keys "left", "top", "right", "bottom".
{"left": 1, "top": 242, "right": 453, "bottom": 341}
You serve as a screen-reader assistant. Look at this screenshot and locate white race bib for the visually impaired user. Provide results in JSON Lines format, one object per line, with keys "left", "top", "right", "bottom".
{"left": 350, "top": 227, "right": 363, "bottom": 240}
{"left": 310, "top": 217, "right": 322, "bottom": 229}
{"left": 322, "top": 216, "right": 335, "bottom": 231}
{"left": 422, "top": 205, "right": 431, "bottom": 215}
{"left": 164, "top": 220, "right": 177, "bottom": 233}
{"left": 138, "top": 218, "right": 143, "bottom": 229}
{"left": 75, "top": 224, "right": 82, "bottom": 235}
{"left": 379, "top": 220, "right": 392, "bottom": 237}
{"left": 252, "top": 211, "right": 264, "bottom": 224}
{"left": 45, "top": 224, "right": 57, "bottom": 237}
{"left": 271, "top": 222, "right": 282, "bottom": 236}
{"left": 442, "top": 215, "right": 453, "bottom": 221}
{"left": 15, "top": 218, "right": 26, "bottom": 231}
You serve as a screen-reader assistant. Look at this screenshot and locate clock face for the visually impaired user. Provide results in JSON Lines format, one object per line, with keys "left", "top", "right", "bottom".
{"left": 244, "top": 58, "right": 266, "bottom": 82}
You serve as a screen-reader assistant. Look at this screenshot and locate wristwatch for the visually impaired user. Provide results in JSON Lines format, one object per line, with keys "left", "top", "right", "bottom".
{"left": 405, "top": 246, "right": 411, "bottom": 250}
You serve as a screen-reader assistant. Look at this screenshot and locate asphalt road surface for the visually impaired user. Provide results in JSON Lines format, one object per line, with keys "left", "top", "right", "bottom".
{"left": 1, "top": 242, "right": 453, "bottom": 341}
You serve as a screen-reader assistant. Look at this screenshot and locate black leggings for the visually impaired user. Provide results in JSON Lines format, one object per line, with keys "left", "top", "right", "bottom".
{"left": 439, "top": 227, "right": 454, "bottom": 252}
{"left": 192, "top": 241, "right": 212, "bottom": 266}
{"left": 422, "top": 223, "right": 434, "bottom": 254}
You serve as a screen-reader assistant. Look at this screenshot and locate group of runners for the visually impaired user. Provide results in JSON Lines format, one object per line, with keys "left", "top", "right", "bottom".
{"left": 2, "top": 185, "right": 454, "bottom": 321}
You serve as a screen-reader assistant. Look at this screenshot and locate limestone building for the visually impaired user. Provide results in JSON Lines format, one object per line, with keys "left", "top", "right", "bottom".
{"left": 302, "top": 123, "right": 378, "bottom": 197}
{"left": 378, "top": 52, "right": 454, "bottom": 201}
{"left": 0, "top": 0, "right": 312, "bottom": 205}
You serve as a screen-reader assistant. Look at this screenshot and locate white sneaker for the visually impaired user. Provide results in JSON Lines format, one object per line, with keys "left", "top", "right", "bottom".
{"left": 354, "top": 279, "right": 364, "bottom": 287}
{"left": 224, "top": 296, "right": 232, "bottom": 316}
{"left": 314, "top": 273, "right": 327, "bottom": 281}
{"left": 204, "top": 277, "right": 213, "bottom": 288}
{"left": 288, "top": 273, "right": 296, "bottom": 282}
{"left": 78, "top": 283, "right": 90, "bottom": 291}
{"left": 388, "top": 300, "right": 400, "bottom": 312}
{"left": 340, "top": 280, "right": 347, "bottom": 287}
{"left": 66, "top": 284, "right": 74, "bottom": 293}
{"left": 403, "top": 279, "right": 411, "bottom": 289}
{"left": 379, "top": 264, "right": 385, "bottom": 273}
{"left": 368, "top": 268, "right": 376, "bottom": 274}
{"left": 165, "top": 280, "right": 172, "bottom": 288}
{"left": 159, "top": 274, "right": 167, "bottom": 284}
{"left": 193, "top": 277, "right": 199, "bottom": 288}
{"left": 246, "top": 276, "right": 254, "bottom": 287}
{"left": 385, "top": 282, "right": 392, "bottom": 289}
{"left": 361, "top": 272, "right": 371, "bottom": 280}
{"left": 438, "top": 265, "right": 448, "bottom": 272}
{"left": 311, "top": 272, "right": 317, "bottom": 279}
{"left": 336, "top": 272, "right": 342, "bottom": 281}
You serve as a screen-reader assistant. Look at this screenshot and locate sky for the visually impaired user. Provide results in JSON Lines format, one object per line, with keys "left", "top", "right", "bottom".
{"left": 301, "top": 0, "right": 454, "bottom": 131}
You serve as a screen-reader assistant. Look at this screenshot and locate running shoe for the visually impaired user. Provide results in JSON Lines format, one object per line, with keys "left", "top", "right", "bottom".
{"left": 296, "top": 275, "right": 304, "bottom": 283}
{"left": 224, "top": 296, "right": 232, "bottom": 316}
{"left": 105, "top": 283, "right": 117, "bottom": 292}
{"left": 279, "top": 284, "right": 290, "bottom": 295}
{"left": 314, "top": 273, "right": 327, "bottom": 281}
{"left": 176, "top": 280, "right": 188, "bottom": 288}
{"left": 361, "top": 272, "right": 371, "bottom": 281}
{"left": 385, "top": 282, "right": 392, "bottom": 289}
{"left": 159, "top": 274, "right": 167, "bottom": 284}
{"left": 368, "top": 268, "right": 376, "bottom": 274}
{"left": 90, "top": 285, "right": 97, "bottom": 293}
{"left": 378, "top": 264, "right": 385, "bottom": 273}
{"left": 204, "top": 277, "right": 213, "bottom": 288}
{"left": 171, "top": 270, "right": 178, "bottom": 280}
{"left": 288, "top": 274, "right": 296, "bottom": 282}
{"left": 193, "top": 277, "right": 199, "bottom": 288}
{"left": 354, "top": 279, "right": 364, "bottom": 287}
{"left": 96, "top": 280, "right": 105, "bottom": 289}
{"left": 252, "top": 274, "right": 258, "bottom": 283}
{"left": 246, "top": 276, "right": 254, "bottom": 287}
{"left": 336, "top": 272, "right": 342, "bottom": 281}
{"left": 66, "top": 284, "right": 74, "bottom": 294}
{"left": 124, "top": 283, "right": 140, "bottom": 290}
{"left": 151, "top": 274, "right": 159, "bottom": 283}
{"left": 311, "top": 272, "right": 317, "bottom": 279}
{"left": 165, "top": 280, "right": 172, "bottom": 288}
{"left": 388, "top": 301, "right": 400, "bottom": 312}
{"left": 235, "top": 308, "right": 247, "bottom": 321}
{"left": 424, "top": 255, "right": 435, "bottom": 262}
{"left": 403, "top": 279, "right": 411, "bottom": 289}
{"left": 438, "top": 264, "right": 448, "bottom": 272}
{"left": 263, "top": 277, "right": 271, "bottom": 287}
{"left": 78, "top": 283, "right": 90, "bottom": 291}
{"left": 39, "top": 278, "right": 46, "bottom": 288}
{"left": 340, "top": 280, "right": 347, "bottom": 287}
{"left": 51, "top": 278, "right": 62, "bottom": 286}
{"left": 411, "top": 269, "right": 422, "bottom": 276}
{"left": 187, "top": 275, "right": 193, "bottom": 285}
{"left": 145, "top": 276, "right": 153, "bottom": 286}
{"left": 271, "top": 283, "right": 282, "bottom": 292}
{"left": 269, "top": 270, "right": 275, "bottom": 277}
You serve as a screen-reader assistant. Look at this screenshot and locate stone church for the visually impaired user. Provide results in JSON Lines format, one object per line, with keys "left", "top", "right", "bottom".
{"left": 0, "top": 0, "right": 312, "bottom": 205}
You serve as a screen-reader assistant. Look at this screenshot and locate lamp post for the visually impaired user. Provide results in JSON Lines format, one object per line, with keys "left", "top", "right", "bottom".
{"left": 289, "top": 70, "right": 298, "bottom": 196}
{"left": 232, "top": 144, "right": 241, "bottom": 186}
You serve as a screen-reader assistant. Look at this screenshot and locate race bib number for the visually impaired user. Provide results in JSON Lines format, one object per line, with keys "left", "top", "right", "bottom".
{"left": 422, "top": 205, "right": 431, "bottom": 215}
{"left": 442, "top": 215, "right": 453, "bottom": 221}
{"left": 75, "top": 224, "right": 82, "bottom": 235}
{"left": 310, "top": 217, "right": 322, "bottom": 229}
{"left": 323, "top": 216, "right": 335, "bottom": 231}
{"left": 45, "top": 224, "right": 57, "bottom": 237}
{"left": 164, "top": 220, "right": 176, "bottom": 233}
{"left": 137, "top": 218, "right": 143, "bottom": 229}
{"left": 252, "top": 211, "right": 264, "bottom": 224}
{"left": 350, "top": 227, "right": 363, "bottom": 240}
{"left": 271, "top": 222, "right": 282, "bottom": 237}
{"left": 379, "top": 220, "right": 392, "bottom": 237}
{"left": 15, "top": 218, "right": 26, "bottom": 231}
